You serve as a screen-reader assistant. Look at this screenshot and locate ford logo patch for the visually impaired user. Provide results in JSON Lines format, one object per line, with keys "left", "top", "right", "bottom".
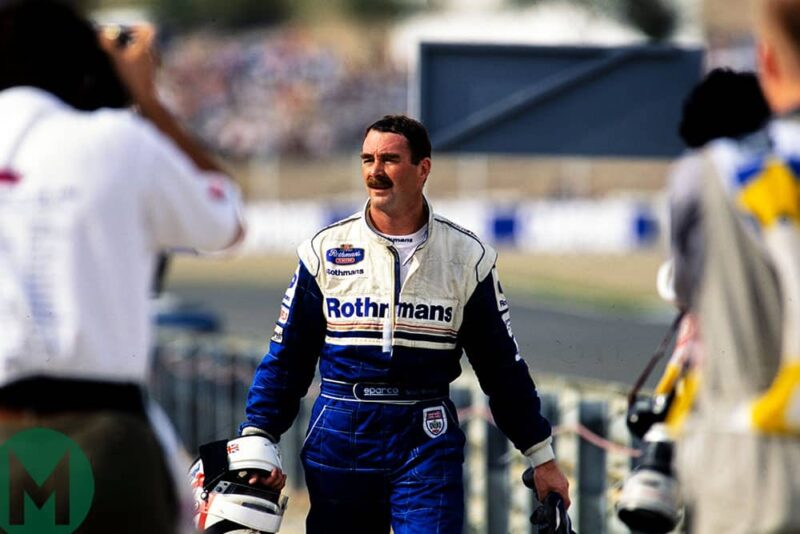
{"left": 326, "top": 246, "right": 365, "bottom": 265}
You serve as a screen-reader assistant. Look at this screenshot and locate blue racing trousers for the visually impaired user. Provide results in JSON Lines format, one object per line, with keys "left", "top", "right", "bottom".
{"left": 300, "top": 384, "right": 465, "bottom": 534}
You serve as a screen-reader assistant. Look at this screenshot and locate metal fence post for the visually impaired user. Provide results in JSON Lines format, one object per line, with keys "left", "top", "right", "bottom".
{"left": 194, "top": 343, "right": 216, "bottom": 448}
{"left": 450, "top": 385, "right": 472, "bottom": 534}
{"left": 213, "top": 347, "right": 234, "bottom": 441}
{"left": 464, "top": 376, "right": 488, "bottom": 534}
{"left": 486, "top": 421, "right": 509, "bottom": 534}
{"left": 578, "top": 400, "right": 607, "bottom": 534}
{"left": 233, "top": 353, "right": 256, "bottom": 435}
{"left": 173, "top": 341, "right": 198, "bottom": 451}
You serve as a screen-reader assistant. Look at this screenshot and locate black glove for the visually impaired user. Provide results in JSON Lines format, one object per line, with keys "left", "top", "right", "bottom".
{"left": 531, "top": 492, "right": 575, "bottom": 534}
{"left": 522, "top": 467, "right": 577, "bottom": 534}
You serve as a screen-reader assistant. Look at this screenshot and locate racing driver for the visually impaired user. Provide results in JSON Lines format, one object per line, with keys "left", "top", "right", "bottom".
{"left": 241, "top": 115, "right": 570, "bottom": 534}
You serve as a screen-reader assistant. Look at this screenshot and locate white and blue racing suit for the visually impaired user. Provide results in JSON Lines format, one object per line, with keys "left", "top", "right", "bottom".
{"left": 242, "top": 200, "right": 554, "bottom": 534}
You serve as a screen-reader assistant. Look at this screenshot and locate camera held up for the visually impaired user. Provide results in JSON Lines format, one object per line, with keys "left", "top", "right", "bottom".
{"left": 616, "top": 423, "right": 681, "bottom": 533}
{"left": 616, "top": 313, "right": 685, "bottom": 533}
{"left": 99, "top": 23, "right": 134, "bottom": 48}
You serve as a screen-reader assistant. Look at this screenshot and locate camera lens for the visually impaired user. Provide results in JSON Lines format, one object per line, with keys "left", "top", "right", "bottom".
{"left": 101, "top": 24, "right": 133, "bottom": 48}
{"left": 617, "top": 425, "right": 681, "bottom": 533}
{"left": 618, "top": 504, "right": 678, "bottom": 534}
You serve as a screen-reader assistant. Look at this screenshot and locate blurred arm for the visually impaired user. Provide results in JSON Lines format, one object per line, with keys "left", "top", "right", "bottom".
{"left": 99, "top": 25, "right": 222, "bottom": 173}
{"left": 100, "top": 25, "right": 243, "bottom": 249}
{"left": 668, "top": 153, "right": 705, "bottom": 311}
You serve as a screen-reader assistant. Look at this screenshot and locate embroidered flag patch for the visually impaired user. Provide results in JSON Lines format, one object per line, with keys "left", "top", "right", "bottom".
{"left": 278, "top": 306, "right": 289, "bottom": 324}
{"left": 423, "top": 406, "right": 447, "bottom": 438}
{"left": 271, "top": 325, "right": 284, "bottom": 343}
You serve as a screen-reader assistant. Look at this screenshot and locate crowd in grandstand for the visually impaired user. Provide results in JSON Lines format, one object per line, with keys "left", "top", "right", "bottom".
{"left": 159, "top": 28, "right": 408, "bottom": 159}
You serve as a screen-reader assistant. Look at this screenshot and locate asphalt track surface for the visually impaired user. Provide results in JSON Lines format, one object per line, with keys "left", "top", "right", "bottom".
{"left": 167, "top": 282, "right": 673, "bottom": 388}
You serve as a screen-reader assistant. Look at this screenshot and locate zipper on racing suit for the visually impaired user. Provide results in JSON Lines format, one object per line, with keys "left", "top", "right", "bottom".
{"left": 383, "top": 245, "right": 401, "bottom": 355}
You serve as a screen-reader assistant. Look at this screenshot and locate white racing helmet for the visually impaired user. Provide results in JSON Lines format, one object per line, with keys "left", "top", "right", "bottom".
{"left": 189, "top": 435, "right": 288, "bottom": 533}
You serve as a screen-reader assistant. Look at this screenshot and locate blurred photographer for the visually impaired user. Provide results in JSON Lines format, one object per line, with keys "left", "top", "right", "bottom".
{"left": 619, "top": 3, "right": 800, "bottom": 523}
{"left": 618, "top": 68, "right": 773, "bottom": 533}
{"left": 671, "top": 0, "right": 800, "bottom": 529}
{"left": 0, "top": 1, "right": 243, "bottom": 532}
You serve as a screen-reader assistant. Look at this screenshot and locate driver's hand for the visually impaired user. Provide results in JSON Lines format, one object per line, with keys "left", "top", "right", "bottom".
{"left": 534, "top": 460, "right": 571, "bottom": 509}
{"left": 246, "top": 468, "right": 286, "bottom": 491}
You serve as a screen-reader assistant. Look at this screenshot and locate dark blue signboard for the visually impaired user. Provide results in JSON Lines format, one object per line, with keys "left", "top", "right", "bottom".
{"left": 419, "top": 43, "right": 703, "bottom": 157}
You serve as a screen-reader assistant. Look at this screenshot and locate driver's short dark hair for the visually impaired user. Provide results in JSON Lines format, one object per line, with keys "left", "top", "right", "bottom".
{"left": 0, "top": 0, "right": 130, "bottom": 110}
{"left": 364, "top": 115, "right": 432, "bottom": 164}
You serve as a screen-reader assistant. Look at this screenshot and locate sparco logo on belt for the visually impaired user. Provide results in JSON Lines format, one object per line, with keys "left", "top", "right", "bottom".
{"left": 363, "top": 387, "right": 400, "bottom": 396}
{"left": 325, "top": 245, "right": 365, "bottom": 265}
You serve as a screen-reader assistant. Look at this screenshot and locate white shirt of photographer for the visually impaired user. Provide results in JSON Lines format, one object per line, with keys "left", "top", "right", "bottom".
{"left": 0, "top": 87, "right": 242, "bottom": 386}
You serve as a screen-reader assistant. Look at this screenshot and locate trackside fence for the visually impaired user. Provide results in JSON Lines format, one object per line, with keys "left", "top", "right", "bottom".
{"left": 150, "top": 332, "right": 644, "bottom": 534}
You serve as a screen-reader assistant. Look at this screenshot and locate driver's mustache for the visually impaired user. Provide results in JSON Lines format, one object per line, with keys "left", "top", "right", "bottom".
{"left": 367, "top": 175, "right": 393, "bottom": 189}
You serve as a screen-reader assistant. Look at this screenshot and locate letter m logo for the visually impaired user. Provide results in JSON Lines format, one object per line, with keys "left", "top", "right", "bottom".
{"left": 9, "top": 450, "right": 71, "bottom": 525}
{"left": 0, "top": 428, "right": 94, "bottom": 532}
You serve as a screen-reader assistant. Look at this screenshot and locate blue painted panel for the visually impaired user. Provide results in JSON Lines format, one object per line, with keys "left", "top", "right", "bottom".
{"left": 419, "top": 43, "right": 703, "bottom": 158}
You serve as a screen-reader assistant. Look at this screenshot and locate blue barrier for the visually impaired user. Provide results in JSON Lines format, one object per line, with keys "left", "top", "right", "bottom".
{"left": 240, "top": 198, "right": 663, "bottom": 255}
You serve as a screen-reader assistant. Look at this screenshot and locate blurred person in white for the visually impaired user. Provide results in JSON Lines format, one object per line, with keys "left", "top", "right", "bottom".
{"left": 0, "top": 0, "right": 244, "bottom": 532}
{"left": 662, "top": 1, "right": 800, "bottom": 531}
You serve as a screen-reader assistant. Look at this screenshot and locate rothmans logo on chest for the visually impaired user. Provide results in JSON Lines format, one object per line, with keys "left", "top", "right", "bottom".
{"left": 326, "top": 297, "right": 453, "bottom": 323}
{"left": 325, "top": 244, "right": 365, "bottom": 265}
